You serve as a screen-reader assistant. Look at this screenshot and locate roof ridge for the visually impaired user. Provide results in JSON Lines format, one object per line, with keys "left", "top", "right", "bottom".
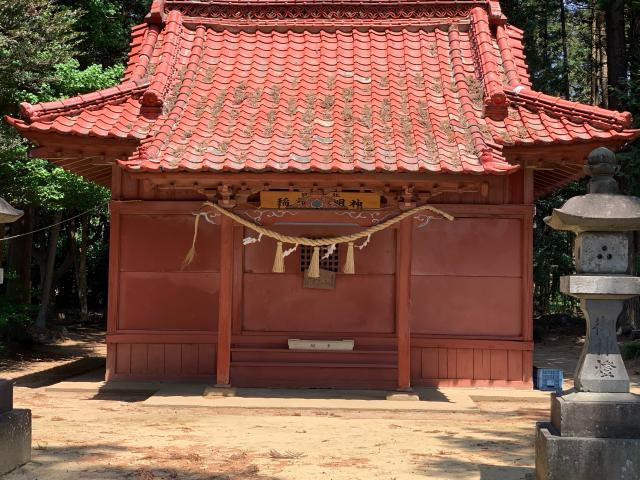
{"left": 469, "top": 6, "right": 508, "bottom": 120}
{"left": 447, "top": 26, "right": 514, "bottom": 173}
{"left": 16, "top": 79, "right": 150, "bottom": 124}
{"left": 140, "top": 10, "right": 184, "bottom": 111}
{"left": 508, "top": 88, "right": 633, "bottom": 130}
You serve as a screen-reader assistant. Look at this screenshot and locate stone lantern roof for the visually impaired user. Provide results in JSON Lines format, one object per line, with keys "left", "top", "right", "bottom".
{"left": 0, "top": 198, "right": 23, "bottom": 224}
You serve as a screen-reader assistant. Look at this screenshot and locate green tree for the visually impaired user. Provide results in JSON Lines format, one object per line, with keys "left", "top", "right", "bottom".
{"left": 0, "top": 0, "right": 121, "bottom": 330}
{"left": 59, "top": 0, "right": 151, "bottom": 67}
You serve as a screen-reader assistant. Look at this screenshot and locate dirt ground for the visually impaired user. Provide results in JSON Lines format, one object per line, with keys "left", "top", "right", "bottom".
{"left": 2, "top": 334, "right": 639, "bottom": 480}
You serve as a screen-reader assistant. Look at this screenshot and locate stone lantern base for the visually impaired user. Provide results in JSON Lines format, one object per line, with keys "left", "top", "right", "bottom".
{"left": 0, "top": 380, "right": 31, "bottom": 476}
{"left": 535, "top": 391, "right": 640, "bottom": 480}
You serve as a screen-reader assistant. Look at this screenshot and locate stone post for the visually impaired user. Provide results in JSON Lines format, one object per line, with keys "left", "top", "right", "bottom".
{"left": 0, "top": 380, "right": 31, "bottom": 475}
{"left": 536, "top": 147, "right": 640, "bottom": 479}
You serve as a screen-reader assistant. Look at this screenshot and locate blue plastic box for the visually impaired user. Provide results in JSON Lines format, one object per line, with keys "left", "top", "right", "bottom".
{"left": 533, "top": 367, "right": 563, "bottom": 392}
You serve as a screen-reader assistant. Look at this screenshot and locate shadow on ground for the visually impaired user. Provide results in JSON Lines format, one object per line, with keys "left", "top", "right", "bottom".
{"left": 413, "top": 423, "right": 538, "bottom": 480}
{"left": 12, "top": 357, "right": 106, "bottom": 388}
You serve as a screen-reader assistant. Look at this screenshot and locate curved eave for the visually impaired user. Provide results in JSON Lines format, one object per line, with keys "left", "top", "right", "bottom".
{"left": 503, "top": 135, "right": 640, "bottom": 198}
{"left": 4, "top": 126, "right": 140, "bottom": 188}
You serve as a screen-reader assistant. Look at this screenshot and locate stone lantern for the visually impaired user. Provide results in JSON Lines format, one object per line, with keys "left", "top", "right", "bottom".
{"left": 0, "top": 198, "right": 23, "bottom": 224}
{"left": 0, "top": 198, "right": 30, "bottom": 475}
{"left": 536, "top": 147, "right": 640, "bottom": 479}
{"left": 0, "top": 197, "right": 23, "bottom": 285}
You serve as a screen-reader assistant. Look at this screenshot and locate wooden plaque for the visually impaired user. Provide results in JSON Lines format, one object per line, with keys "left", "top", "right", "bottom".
{"left": 260, "top": 191, "right": 380, "bottom": 209}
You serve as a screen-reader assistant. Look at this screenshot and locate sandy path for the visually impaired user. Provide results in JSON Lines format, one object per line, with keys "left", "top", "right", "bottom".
{"left": 3, "top": 336, "right": 638, "bottom": 480}
{"left": 7, "top": 388, "right": 541, "bottom": 480}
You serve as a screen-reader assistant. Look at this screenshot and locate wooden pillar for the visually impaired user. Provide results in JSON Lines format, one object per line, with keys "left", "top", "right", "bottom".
{"left": 396, "top": 217, "right": 413, "bottom": 391}
{"left": 105, "top": 199, "right": 121, "bottom": 381}
{"left": 216, "top": 213, "right": 234, "bottom": 386}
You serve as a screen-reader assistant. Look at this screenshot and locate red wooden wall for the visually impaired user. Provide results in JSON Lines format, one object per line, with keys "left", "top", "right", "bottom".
{"left": 106, "top": 171, "right": 533, "bottom": 388}
{"left": 107, "top": 202, "right": 221, "bottom": 380}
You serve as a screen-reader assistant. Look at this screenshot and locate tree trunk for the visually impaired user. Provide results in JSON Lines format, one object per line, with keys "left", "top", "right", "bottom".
{"left": 36, "top": 211, "right": 62, "bottom": 330}
{"left": 72, "top": 215, "right": 90, "bottom": 322}
{"left": 6, "top": 206, "right": 34, "bottom": 304}
{"left": 629, "top": 0, "right": 640, "bottom": 85}
{"left": 605, "top": 0, "right": 626, "bottom": 110}
{"left": 560, "top": 0, "right": 571, "bottom": 98}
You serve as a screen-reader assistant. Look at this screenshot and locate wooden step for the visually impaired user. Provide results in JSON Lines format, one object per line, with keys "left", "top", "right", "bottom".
{"left": 230, "top": 361, "right": 397, "bottom": 389}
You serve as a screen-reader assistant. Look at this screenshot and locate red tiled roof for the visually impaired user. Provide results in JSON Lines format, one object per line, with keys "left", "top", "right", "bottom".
{"left": 7, "top": 0, "right": 639, "bottom": 186}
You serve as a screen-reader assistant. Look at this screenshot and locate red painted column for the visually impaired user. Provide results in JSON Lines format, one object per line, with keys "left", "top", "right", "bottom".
{"left": 396, "top": 217, "right": 413, "bottom": 391}
{"left": 216, "top": 213, "right": 234, "bottom": 386}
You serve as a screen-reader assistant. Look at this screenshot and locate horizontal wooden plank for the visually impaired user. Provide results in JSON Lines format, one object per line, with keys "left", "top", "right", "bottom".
{"left": 411, "top": 338, "right": 533, "bottom": 351}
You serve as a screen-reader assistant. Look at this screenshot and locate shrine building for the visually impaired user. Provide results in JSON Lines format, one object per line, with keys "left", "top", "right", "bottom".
{"left": 7, "top": 0, "right": 639, "bottom": 390}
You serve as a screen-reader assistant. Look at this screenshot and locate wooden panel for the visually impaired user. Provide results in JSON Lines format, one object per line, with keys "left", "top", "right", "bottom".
{"left": 438, "top": 349, "right": 448, "bottom": 378}
{"left": 243, "top": 274, "right": 395, "bottom": 333}
{"left": 447, "top": 349, "right": 457, "bottom": 379}
{"left": 244, "top": 225, "right": 396, "bottom": 275}
{"left": 412, "top": 217, "right": 522, "bottom": 277}
{"left": 421, "top": 348, "right": 439, "bottom": 379}
{"left": 198, "top": 344, "right": 216, "bottom": 375}
{"left": 121, "top": 171, "right": 139, "bottom": 199}
{"left": 116, "top": 344, "right": 131, "bottom": 375}
{"left": 111, "top": 343, "right": 217, "bottom": 379}
{"left": 508, "top": 350, "right": 524, "bottom": 381}
{"left": 182, "top": 344, "right": 199, "bottom": 375}
{"left": 410, "top": 276, "right": 522, "bottom": 336}
{"left": 118, "top": 272, "right": 219, "bottom": 331}
{"left": 523, "top": 349, "right": 533, "bottom": 384}
{"left": 148, "top": 344, "right": 165, "bottom": 375}
{"left": 165, "top": 344, "right": 182, "bottom": 375}
{"left": 130, "top": 344, "right": 148, "bottom": 374}
{"left": 120, "top": 214, "right": 220, "bottom": 272}
{"left": 473, "top": 349, "right": 491, "bottom": 380}
{"left": 410, "top": 348, "right": 422, "bottom": 380}
{"left": 456, "top": 349, "right": 474, "bottom": 379}
{"left": 490, "top": 350, "right": 509, "bottom": 380}
{"left": 413, "top": 346, "right": 530, "bottom": 385}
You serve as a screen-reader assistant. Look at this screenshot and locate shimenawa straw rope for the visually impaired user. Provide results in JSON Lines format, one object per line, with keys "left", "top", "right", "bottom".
{"left": 183, "top": 202, "right": 453, "bottom": 277}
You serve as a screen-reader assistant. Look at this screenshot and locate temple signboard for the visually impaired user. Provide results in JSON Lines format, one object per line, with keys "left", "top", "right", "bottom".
{"left": 260, "top": 191, "right": 380, "bottom": 210}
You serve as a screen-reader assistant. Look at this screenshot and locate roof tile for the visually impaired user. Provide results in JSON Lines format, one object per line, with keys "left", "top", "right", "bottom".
{"left": 7, "top": 2, "right": 639, "bottom": 180}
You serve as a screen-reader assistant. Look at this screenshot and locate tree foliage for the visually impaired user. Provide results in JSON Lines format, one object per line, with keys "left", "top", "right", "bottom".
{"left": 502, "top": 1, "right": 640, "bottom": 321}
{"left": 0, "top": 0, "right": 149, "bottom": 337}
{"left": 0, "top": 0, "right": 78, "bottom": 112}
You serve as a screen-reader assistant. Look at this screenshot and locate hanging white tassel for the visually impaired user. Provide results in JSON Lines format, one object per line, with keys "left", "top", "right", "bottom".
{"left": 357, "top": 234, "right": 371, "bottom": 250}
{"left": 283, "top": 244, "right": 298, "bottom": 257}
{"left": 322, "top": 244, "right": 336, "bottom": 260}
{"left": 242, "top": 232, "right": 263, "bottom": 246}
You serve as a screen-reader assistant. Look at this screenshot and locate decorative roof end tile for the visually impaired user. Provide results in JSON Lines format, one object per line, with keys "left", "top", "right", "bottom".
{"left": 488, "top": 0, "right": 506, "bottom": 25}
{"left": 146, "top": 0, "right": 166, "bottom": 24}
